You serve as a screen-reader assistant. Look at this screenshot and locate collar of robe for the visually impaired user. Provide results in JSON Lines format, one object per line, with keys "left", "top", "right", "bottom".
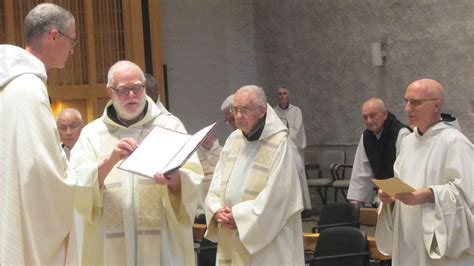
{"left": 243, "top": 115, "right": 266, "bottom": 141}
{"left": 279, "top": 103, "right": 290, "bottom": 110}
{"left": 416, "top": 118, "right": 443, "bottom": 136}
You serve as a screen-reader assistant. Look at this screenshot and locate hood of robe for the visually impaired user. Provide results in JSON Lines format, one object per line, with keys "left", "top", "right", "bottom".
{"left": 274, "top": 103, "right": 295, "bottom": 111}
{"left": 101, "top": 96, "right": 164, "bottom": 128}
{"left": 0, "top": 44, "right": 47, "bottom": 87}
{"left": 259, "top": 103, "right": 288, "bottom": 140}
{"left": 414, "top": 121, "right": 457, "bottom": 139}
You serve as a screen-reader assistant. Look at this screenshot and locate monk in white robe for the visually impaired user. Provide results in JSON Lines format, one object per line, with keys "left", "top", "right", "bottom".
{"left": 274, "top": 87, "right": 307, "bottom": 152}
{"left": 274, "top": 87, "right": 311, "bottom": 210}
{"left": 205, "top": 85, "right": 304, "bottom": 265}
{"left": 347, "top": 98, "right": 411, "bottom": 205}
{"left": 71, "top": 61, "right": 203, "bottom": 265}
{"left": 0, "top": 4, "right": 80, "bottom": 264}
{"left": 376, "top": 79, "right": 474, "bottom": 265}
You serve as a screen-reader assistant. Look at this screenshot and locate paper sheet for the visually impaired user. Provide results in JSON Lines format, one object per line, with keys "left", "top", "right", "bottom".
{"left": 371, "top": 177, "right": 416, "bottom": 198}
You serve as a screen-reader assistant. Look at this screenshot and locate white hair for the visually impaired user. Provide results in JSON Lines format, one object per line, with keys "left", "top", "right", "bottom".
{"left": 235, "top": 85, "right": 267, "bottom": 107}
{"left": 25, "top": 3, "right": 75, "bottom": 45}
{"left": 107, "top": 60, "right": 145, "bottom": 87}
{"left": 220, "top": 94, "right": 234, "bottom": 111}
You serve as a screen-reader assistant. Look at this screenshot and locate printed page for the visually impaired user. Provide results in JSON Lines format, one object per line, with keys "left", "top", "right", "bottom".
{"left": 164, "top": 122, "right": 218, "bottom": 173}
{"left": 371, "top": 177, "right": 416, "bottom": 198}
{"left": 119, "top": 126, "right": 191, "bottom": 178}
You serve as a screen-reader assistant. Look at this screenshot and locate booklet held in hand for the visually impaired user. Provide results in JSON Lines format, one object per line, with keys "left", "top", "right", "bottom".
{"left": 371, "top": 177, "right": 416, "bottom": 198}
{"left": 119, "top": 122, "right": 217, "bottom": 178}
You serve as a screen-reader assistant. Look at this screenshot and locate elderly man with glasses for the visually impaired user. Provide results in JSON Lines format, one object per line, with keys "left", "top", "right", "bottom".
{"left": 0, "top": 3, "right": 82, "bottom": 264}
{"left": 375, "top": 79, "right": 474, "bottom": 265}
{"left": 57, "top": 108, "right": 84, "bottom": 160}
{"left": 69, "top": 60, "right": 203, "bottom": 265}
{"left": 204, "top": 85, "right": 304, "bottom": 265}
{"left": 347, "top": 98, "right": 411, "bottom": 206}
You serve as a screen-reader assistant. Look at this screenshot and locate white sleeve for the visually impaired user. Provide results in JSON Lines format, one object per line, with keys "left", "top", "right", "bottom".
{"left": 422, "top": 134, "right": 474, "bottom": 258}
{"left": 395, "top": 127, "right": 411, "bottom": 156}
{"left": 347, "top": 134, "right": 375, "bottom": 203}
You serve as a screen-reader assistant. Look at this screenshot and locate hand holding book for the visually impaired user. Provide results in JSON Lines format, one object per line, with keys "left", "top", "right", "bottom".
{"left": 118, "top": 122, "right": 217, "bottom": 178}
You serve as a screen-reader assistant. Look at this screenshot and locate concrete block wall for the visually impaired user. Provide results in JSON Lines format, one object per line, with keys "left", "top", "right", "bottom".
{"left": 254, "top": 0, "right": 474, "bottom": 145}
{"left": 160, "top": 0, "right": 258, "bottom": 141}
{"left": 160, "top": 0, "right": 474, "bottom": 167}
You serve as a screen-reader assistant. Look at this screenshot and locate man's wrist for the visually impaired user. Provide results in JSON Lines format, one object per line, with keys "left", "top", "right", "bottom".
{"left": 425, "top": 188, "right": 435, "bottom": 203}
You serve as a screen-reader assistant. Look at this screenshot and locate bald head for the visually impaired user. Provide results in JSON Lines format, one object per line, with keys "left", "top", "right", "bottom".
{"left": 361, "top": 98, "right": 387, "bottom": 134}
{"left": 277, "top": 87, "right": 290, "bottom": 108}
{"left": 404, "top": 79, "right": 445, "bottom": 133}
{"left": 407, "top": 79, "right": 445, "bottom": 104}
{"left": 57, "top": 108, "right": 82, "bottom": 121}
{"left": 57, "top": 108, "right": 84, "bottom": 149}
{"left": 362, "top": 98, "right": 385, "bottom": 111}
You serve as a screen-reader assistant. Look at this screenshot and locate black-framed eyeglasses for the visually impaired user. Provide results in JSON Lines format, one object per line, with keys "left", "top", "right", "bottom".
{"left": 111, "top": 85, "right": 145, "bottom": 96}
{"left": 58, "top": 31, "right": 78, "bottom": 48}
{"left": 403, "top": 98, "right": 438, "bottom": 107}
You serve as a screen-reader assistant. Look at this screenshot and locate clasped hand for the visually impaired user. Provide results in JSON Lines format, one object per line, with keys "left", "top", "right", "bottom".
{"left": 214, "top": 206, "right": 236, "bottom": 229}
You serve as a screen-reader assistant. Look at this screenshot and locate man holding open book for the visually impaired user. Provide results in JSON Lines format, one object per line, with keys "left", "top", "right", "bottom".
{"left": 70, "top": 60, "right": 203, "bottom": 265}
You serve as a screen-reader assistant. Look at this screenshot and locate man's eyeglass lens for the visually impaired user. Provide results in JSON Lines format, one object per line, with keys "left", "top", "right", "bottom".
{"left": 231, "top": 106, "right": 251, "bottom": 114}
{"left": 58, "top": 31, "right": 78, "bottom": 48}
{"left": 113, "top": 86, "right": 145, "bottom": 96}
{"left": 403, "top": 98, "right": 437, "bottom": 107}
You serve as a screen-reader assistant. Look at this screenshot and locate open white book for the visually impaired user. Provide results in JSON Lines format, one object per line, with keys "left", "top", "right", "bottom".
{"left": 119, "top": 122, "right": 217, "bottom": 178}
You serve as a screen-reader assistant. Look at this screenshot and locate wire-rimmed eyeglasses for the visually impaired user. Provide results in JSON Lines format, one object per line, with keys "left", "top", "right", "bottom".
{"left": 58, "top": 31, "right": 78, "bottom": 48}
{"left": 230, "top": 106, "right": 256, "bottom": 115}
{"left": 403, "top": 98, "right": 438, "bottom": 107}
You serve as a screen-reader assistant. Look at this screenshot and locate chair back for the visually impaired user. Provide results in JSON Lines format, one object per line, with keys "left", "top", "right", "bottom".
{"left": 319, "top": 150, "right": 346, "bottom": 179}
{"left": 311, "top": 227, "right": 370, "bottom": 266}
{"left": 332, "top": 164, "right": 352, "bottom": 181}
{"left": 196, "top": 238, "right": 217, "bottom": 266}
{"left": 313, "top": 202, "right": 360, "bottom": 233}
